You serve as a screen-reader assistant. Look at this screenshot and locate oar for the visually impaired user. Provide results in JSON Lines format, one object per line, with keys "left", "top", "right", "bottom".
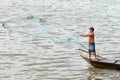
{"left": 77, "top": 48, "right": 89, "bottom": 53}
{"left": 77, "top": 48, "right": 106, "bottom": 59}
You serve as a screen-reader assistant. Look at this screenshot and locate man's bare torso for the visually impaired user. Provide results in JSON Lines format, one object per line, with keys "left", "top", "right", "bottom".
{"left": 89, "top": 32, "right": 94, "bottom": 42}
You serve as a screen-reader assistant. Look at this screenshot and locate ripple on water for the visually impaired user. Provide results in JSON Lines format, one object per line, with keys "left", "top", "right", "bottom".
{"left": 0, "top": 0, "right": 120, "bottom": 80}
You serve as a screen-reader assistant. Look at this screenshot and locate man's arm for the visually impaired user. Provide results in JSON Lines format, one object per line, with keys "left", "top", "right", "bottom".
{"left": 80, "top": 33, "right": 92, "bottom": 37}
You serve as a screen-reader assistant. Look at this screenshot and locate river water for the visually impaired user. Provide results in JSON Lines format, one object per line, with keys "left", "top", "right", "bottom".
{"left": 0, "top": 0, "right": 120, "bottom": 80}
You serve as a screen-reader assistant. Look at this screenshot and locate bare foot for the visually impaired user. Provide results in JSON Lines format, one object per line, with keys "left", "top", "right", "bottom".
{"left": 94, "top": 58, "right": 99, "bottom": 61}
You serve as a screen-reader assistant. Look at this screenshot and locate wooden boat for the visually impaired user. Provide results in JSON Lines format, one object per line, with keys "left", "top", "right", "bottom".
{"left": 81, "top": 55, "right": 120, "bottom": 70}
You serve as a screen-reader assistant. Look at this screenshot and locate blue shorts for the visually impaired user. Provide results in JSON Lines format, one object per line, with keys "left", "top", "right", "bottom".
{"left": 89, "top": 42, "right": 95, "bottom": 53}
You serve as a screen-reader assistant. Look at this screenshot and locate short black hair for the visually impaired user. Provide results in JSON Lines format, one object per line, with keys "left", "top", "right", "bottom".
{"left": 89, "top": 27, "right": 94, "bottom": 31}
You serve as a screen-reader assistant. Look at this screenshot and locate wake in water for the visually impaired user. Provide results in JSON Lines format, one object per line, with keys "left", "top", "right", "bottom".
{"left": 3, "top": 15, "right": 88, "bottom": 49}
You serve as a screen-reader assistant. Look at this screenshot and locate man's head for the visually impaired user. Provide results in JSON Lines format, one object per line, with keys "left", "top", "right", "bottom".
{"left": 89, "top": 27, "right": 94, "bottom": 32}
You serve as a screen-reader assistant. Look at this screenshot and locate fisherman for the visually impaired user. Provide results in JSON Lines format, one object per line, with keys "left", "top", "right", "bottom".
{"left": 80, "top": 27, "right": 97, "bottom": 60}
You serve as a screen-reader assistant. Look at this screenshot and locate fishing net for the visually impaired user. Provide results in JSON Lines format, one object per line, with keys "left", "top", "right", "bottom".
{"left": 3, "top": 15, "right": 88, "bottom": 49}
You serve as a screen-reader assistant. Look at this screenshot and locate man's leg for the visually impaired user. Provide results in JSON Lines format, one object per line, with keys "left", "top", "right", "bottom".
{"left": 89, "top": 52, "right": 91, "bottom": 60}
{"left": 94, "top": 52, "right": 97, "bottom": 59}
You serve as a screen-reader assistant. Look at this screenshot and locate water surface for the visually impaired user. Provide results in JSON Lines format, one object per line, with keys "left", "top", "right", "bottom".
{"left": 0, "top": 0, "right": 120, "bottom": 80}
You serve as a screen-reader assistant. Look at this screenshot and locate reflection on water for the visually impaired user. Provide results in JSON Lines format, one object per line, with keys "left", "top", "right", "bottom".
{"left": 0, "top": 0, "right": 120, "bottom": 80}
{"left": 87, "top": 67, "right": 120, "bottom": 80}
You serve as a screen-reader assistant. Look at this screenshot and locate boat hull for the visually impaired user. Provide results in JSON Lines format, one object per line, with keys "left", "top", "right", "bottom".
{"left": 81, "top": 55, "right": 120, "bottom": 70}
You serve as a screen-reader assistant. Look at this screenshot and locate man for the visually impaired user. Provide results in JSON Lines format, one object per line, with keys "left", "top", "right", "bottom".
{"left": 80, "top": 27, "right": 97, "bottom": 60}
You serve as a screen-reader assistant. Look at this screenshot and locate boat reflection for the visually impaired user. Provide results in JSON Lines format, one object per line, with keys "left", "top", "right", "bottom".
{"left": 87, "top": 67, "right": 120, "bottom": 80}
